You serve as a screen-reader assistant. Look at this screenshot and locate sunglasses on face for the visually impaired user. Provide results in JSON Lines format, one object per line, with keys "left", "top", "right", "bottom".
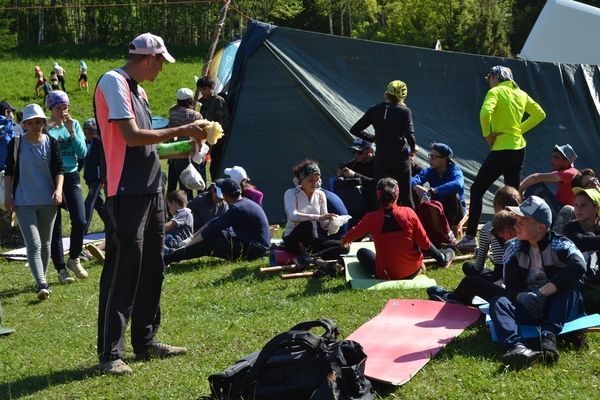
{"left": 428, "top": 153, "right": 443, "bottom": 160}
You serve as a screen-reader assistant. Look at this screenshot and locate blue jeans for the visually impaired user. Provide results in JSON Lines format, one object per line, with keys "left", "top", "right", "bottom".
{"left": 51, "top": 172, "right": 86, "bottom": 270}
{"left": 490, "top": 286, "right": 583, "bottom": 350}
{"left": 16, "top": 205, "right": 57, "bottom": 288}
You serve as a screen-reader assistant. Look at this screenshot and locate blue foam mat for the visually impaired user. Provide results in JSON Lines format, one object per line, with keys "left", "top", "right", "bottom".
{"left": 479, "top": 303, "right": 600, "bottom": 341}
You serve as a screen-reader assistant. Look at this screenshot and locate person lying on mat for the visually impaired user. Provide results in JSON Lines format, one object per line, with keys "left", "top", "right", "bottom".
{"left": 282, "top": 159, "right": 349, "bottom": 261}
{"left": 164, "top": 178, "right": 270, "bottom": 265}
{"left": 489, "top": 195, "right": 586, "bottom": 370}
{"left": 342, "top": 177, "right": 455, "bottom": 280}
{"left": 563, "top": 187, "right": 600, "bottom": 315}
{"left": 427, "top": 210, "right": 517, "bottom": 304}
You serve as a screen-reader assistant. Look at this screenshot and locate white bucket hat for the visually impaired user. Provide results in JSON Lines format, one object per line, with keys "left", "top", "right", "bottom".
{"left": 21, "top": 104, "right": 47, "bottom": 123}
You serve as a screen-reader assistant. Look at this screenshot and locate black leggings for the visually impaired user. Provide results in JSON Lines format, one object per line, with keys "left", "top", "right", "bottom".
{"left": 466, "top": 149, "right": 525, "bottom": 237}
{"left": 453, "top": 275, "right": 505, "bottom": 304}
{"left": 283, "top": 221, "right": 349, "bottom": 260}
{"left": 376, "top": 155, "right": 414, "bottom": 209}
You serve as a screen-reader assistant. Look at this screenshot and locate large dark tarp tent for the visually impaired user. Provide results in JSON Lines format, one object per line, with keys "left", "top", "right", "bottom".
{"left": 222, "top": 20, "right": 600, "bottom": 222}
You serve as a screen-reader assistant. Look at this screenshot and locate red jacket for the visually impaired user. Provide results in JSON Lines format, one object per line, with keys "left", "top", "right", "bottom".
{"left": 344, "top": 204, "right": 431, "bottom": 279}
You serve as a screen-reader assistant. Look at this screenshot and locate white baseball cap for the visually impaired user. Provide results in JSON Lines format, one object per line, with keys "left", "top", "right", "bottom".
{"left": 224, "top": 166, "right": 249, "bottom": 185}
{"left": 176, "top": 88, "right": 194, "bottom": 101}
{"left": 129, "top": 32, "right": 175, "bottom": 63}
{"left": 21, "top": 104, "right": 47, "bottom": 123}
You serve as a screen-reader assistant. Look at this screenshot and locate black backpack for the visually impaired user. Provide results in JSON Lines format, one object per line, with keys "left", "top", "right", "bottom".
{"left": 208, "top": 319, "right": 375, "bottom": 400}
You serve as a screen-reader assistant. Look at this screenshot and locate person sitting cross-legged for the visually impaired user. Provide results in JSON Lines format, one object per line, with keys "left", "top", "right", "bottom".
{"left": 342, "top": 177, "right": 455, "bottom": 280}
{"left": 411, "top": 142, "right": 466, "bottom": 229}
{"left": 490, "top": 196, "right": 586, "bottom": 370}
{"left": 164, "top": 178, "right": 270, "bottom": 265}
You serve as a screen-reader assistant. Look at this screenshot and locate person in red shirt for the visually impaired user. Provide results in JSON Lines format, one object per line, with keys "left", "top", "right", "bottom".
{"left": 342, "top": 178, "right": 455, "bottom": 280}
{"left": 519, "top": 144, "right": 579, "bottom": 217}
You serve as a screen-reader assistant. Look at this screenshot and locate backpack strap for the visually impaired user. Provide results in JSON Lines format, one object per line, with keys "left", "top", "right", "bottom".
{"left": 247, "top": 330, "right": 327, "bottom": 380}
{"left": 13, "top": 135, "right": 20, "bottom": 166}
{"left": 289, "top": 318, "right": 339, "bottom": 340}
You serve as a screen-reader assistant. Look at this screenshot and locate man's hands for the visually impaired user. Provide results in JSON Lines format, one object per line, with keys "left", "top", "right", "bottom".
{"left": 517, "top": 290, "right": 546, "bottom": 316}
{"left": 337, "top": 167, "right": 356, "bottom": 178}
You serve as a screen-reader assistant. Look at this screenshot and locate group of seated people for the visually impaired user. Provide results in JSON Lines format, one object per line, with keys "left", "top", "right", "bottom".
{"left": 155, "top": 135, "right": 598, "bottom": 371}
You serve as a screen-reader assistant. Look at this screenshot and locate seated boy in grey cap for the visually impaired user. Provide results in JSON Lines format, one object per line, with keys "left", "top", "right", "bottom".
{"left": 489, "top": 195, "right": 586, "bottom": 370}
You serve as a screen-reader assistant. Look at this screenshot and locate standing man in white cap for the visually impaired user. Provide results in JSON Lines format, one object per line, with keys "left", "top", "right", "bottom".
{"left": 490, "top": 196, "right": 585, "bottom": 370}
{"left": 94, "top": 33, "right": 210, "bottom": 375}
{"left": 519, "top": 144, "right": 579, "bottom": 216}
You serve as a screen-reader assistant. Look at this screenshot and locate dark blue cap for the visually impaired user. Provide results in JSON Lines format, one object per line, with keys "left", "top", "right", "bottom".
{"left": 432, "top": 143, "right": 453, "bottom": 158}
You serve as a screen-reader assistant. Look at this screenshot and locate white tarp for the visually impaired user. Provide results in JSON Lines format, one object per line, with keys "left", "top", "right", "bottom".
{"left": 519, "top": 0, "right": 600, "bottom": 65}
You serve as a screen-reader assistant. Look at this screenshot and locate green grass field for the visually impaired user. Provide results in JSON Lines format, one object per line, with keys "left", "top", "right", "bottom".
{"left": 1, "top": 51, "right": 600, "bottom": 399}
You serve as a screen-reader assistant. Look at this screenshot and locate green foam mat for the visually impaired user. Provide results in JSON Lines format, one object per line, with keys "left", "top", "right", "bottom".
{"left": 343, "top": 256, "right": 436, "bottom": 290}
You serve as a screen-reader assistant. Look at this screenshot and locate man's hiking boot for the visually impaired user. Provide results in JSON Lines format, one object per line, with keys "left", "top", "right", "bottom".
{"left": 540, "top": 331, "right": 560, "bottom": 364}
{"left": 57, "top": 268, "right": 75, "bottom": 284}
{"left": 501, "top": 344, "right": 542, "bottom": 370}
{"left": 99, "top": 359, "right": 133, "bottom": 375}
{"left": 67, "top": 258, "right": 88, "bottom": 279}
{"left": 135, "top": 342, "right": 188, "bottom": 361}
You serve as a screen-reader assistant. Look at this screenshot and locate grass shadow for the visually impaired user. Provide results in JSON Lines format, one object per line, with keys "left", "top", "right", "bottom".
{"left": 210, "top": 264, "right": 264, "bottom": 286}
{"left": 0, "top": 285, "right": 35, "bottom": 300}
{"left": 287, "top": 276, "right": 349, "bottom": 299}
{"left": 0, "top": 365, "right": 98, "bottom": 399}
{"left": 166, "top": 257, "right": 225, "bottom": 275}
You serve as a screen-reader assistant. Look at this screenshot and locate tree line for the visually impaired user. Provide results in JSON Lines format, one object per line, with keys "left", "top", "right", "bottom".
{"left": 1, "top": 0, "right": 600, "bottom": 57}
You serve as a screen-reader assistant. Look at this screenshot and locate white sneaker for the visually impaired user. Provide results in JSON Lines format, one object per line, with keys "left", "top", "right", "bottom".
{"left": 57, "top": 268, "right": 75, "bottom": 284}
{"left": 99, "top": 359, "right": 133, "bottom": 375}
{"left": 36, "top": 287, "right": 51, "bottom": 300}
{"left": 67, "top": 258, "right": 89, "bottom": 279}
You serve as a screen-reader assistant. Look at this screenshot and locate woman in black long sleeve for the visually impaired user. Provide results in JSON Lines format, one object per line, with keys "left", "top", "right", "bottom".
{"left": 350, "top": 80, "right": 416, "bottom": 208}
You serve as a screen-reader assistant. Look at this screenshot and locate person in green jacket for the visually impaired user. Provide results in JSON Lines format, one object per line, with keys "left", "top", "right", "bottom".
{"left": 457, "top": 65, "right": 546, "bottom": 251}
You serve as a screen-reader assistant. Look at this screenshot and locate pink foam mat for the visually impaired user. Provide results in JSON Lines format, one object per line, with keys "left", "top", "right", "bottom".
{"left": 347, "top": 299, "right": 481, "bottom": 385}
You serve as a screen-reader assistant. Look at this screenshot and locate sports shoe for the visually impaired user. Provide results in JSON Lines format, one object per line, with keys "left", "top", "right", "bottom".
{"left": 135, "top": 342, "right": 188, "bottom": 361}
{"left": 501, "top": 344, "right": 542, "bottom": 370}
{"left": 437, "top": 248, "right": 455, "bottom": 268}
{"left": 36, "top": 284, "right": 51, "bottom": 301}
{"left": 455, "top": 235, "right": 477, "bottom": 252}
{"left": 86, "top": 243, "right": 105, "bottom": 263}
{"left": 67, "top": 258, "right": 88, "bottom": 279}
{"left": 99, "top": 359, "right": 133, "bottom": 375}
{"left": 79, "top": 248, "right": 94, "bottom": 261}
{"left": 427, "top": 286, "right": 461, "bottom": 303}
{"left": 540, "top": 331, "right": 560, "bottom": 364}
{"left": 57, "top": 268, "right": 75, "bottom": 284}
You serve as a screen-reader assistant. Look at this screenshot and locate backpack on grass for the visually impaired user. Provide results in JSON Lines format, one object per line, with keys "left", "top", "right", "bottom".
{"left": 208, "top": 319, "right": 374, "bottom": 400}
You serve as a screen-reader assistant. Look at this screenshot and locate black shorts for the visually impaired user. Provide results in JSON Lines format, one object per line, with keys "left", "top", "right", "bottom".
{"left": 79, "top": 73, "right": 87, "bottom": 82}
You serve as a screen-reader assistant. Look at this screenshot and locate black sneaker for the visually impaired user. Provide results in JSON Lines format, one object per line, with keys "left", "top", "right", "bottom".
{"left": 501, "top": 344, "right": 542, "bottom": 370}
{"left": 426, "top": 286, "right": 461, "bottom": 303}
{"left": 540, "top": 331, "right": 560, "bottom": 364}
